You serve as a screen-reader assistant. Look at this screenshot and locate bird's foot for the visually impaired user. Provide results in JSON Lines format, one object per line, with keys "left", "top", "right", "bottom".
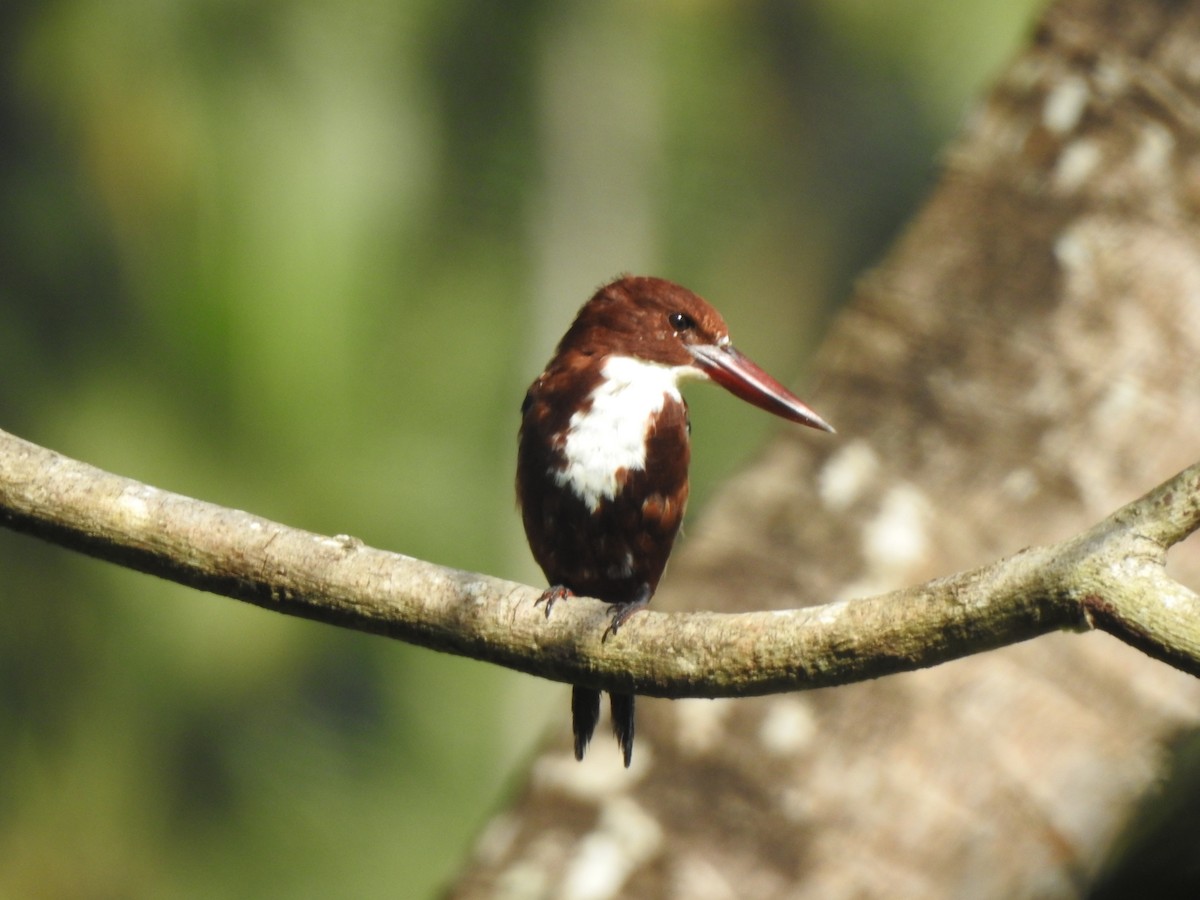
{"left": 603, "top": 587, "right": 652, "bottom": 641}
{"left": 534, "top": 585, "right": 574, "bottom": 618}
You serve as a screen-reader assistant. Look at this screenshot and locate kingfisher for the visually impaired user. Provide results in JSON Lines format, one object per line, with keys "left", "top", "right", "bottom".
{"left": 517, "top": 275, "right": 833, "bottom": 767}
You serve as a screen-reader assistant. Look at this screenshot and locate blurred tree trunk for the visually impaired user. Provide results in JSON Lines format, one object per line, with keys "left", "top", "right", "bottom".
{"left": 450, "top": 0, "right": 1200, "bottom": 896}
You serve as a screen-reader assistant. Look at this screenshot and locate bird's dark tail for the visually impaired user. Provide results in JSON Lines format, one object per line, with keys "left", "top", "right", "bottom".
{"left": 571, "top": 685, "right": 601, "bottom": 761}
{"left": 572, "top": 688, "right": 635, "bottom": 767}
{"left": 610, "top": 692, "right": 635, "bottom": 767}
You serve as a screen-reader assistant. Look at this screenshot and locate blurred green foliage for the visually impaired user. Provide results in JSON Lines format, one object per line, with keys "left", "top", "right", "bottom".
{"left": 0, "top": 1, "right": 1039, "bottom": 895}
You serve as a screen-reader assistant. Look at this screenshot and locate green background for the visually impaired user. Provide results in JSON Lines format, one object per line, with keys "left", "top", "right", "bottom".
{"left": 0, "top": 2, "right": 1039, "bottom": 896}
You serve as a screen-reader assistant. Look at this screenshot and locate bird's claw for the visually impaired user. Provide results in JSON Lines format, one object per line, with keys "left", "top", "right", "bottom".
{"left": 534, "top": 585, "right": 573, "bottom": 618}
{"left": 602, "top": 598, "right": 648, "bottom": 641}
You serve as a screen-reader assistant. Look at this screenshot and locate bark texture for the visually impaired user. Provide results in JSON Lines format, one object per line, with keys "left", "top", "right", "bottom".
{"left": 450, "top": 0, "right": 1200, "bottom": 896}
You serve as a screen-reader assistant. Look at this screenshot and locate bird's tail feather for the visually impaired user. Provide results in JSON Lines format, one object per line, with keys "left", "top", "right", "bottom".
{"left": 571, "top": 687, "right": 636, "bottom": 767}
{"left": 571, "top": 685, "right": 601, "bottom": 761}
{"left": 610, "top": 692, "right": 635, "bottom": 768}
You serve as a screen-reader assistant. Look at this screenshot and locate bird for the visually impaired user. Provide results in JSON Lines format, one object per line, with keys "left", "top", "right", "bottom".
{"left": 517, "top": 275, "right": 833, "bottom": 767}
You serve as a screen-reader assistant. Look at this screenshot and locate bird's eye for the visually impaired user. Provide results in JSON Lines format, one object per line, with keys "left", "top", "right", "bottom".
{"left": 669, "top": 312, "right": 696, "bottom": 332}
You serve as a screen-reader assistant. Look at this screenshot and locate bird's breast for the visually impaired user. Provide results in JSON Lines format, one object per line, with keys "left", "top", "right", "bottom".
{"left": 553, "top": 355, "right": 689, "bottom": 512}
{"left": 518, "top": 353, "right": 693, "bottom": 599}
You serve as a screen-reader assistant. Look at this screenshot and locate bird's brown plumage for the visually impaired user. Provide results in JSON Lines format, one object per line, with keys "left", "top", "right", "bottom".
{"left": 518, "top": 275, "right": 832, "bottom": 766}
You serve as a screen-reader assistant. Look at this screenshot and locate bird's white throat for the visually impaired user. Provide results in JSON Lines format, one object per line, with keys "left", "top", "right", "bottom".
{"left": 555, "top": 355, "right": 703, "bottom": 512}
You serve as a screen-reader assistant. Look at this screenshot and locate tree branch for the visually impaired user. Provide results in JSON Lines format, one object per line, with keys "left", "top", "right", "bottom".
{"left": 1, "top": 425, "right": 1198, "bottom": 694}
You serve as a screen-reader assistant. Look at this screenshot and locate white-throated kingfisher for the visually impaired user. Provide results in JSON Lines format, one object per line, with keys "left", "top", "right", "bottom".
{"left": 517, "top": 276, "right": 833, "bottom": 767}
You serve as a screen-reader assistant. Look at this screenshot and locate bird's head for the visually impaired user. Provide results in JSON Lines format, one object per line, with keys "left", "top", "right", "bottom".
{"left": 555, "top": 276, "right": 834, "bottom": 433}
